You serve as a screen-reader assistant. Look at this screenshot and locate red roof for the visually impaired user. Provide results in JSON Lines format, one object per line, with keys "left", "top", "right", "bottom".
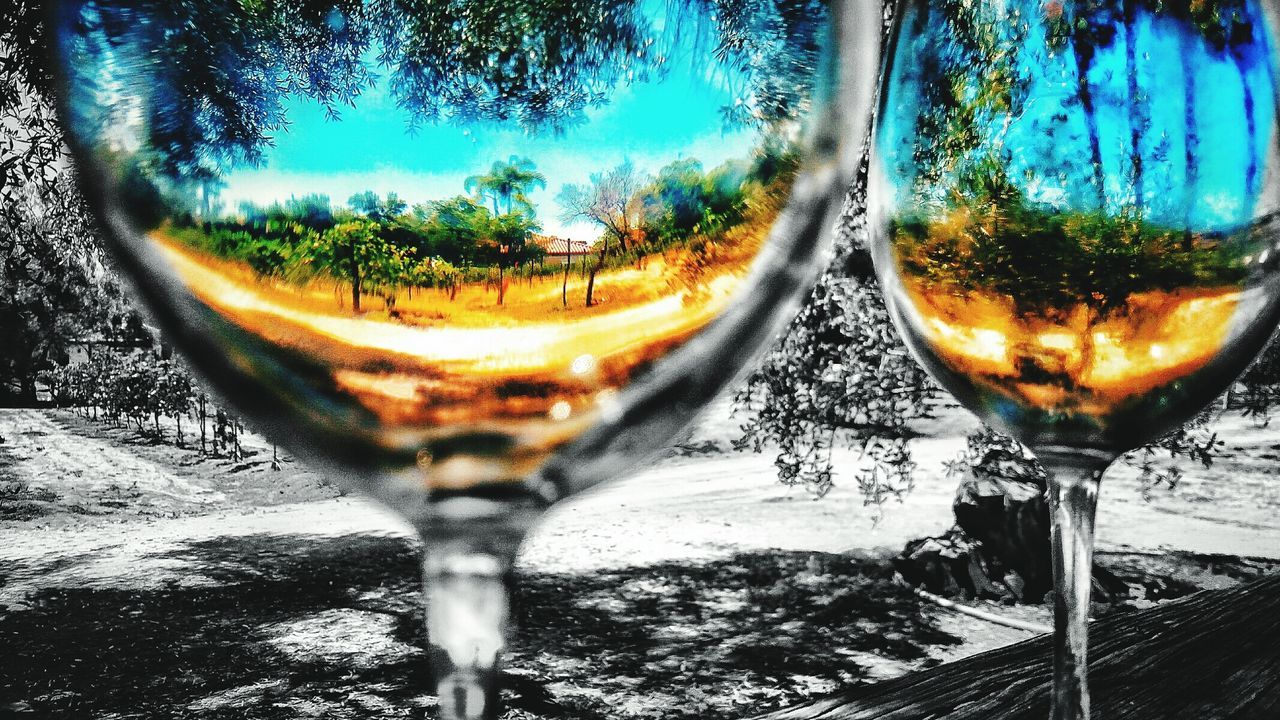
{"left": 530, "top": 233, "right": 592, "bottom": 255}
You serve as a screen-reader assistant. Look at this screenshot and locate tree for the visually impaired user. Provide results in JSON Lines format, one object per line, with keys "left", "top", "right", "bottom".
{"left": 61, "top": 0, "right": 378, "bottom": 183}
{"left": 697, "top": 160, "right": 752, "bottom": 234}
{"left": 1, "top": 2, "right": 149, "bottom": 405}
{"left": 57, "top": 0, "right": 829, "bottom": 217}
{"left": 638, "top": 158, "right": 709, "bottom": 246}
{"left": 303, "top": 220, "right": 388, "bottom": 312}
{"left": 381, "top": 0, "right": 826, "bottom": 133}
{"left": 483, "top": 212, "right": 541, "bottom": 306}
{"left": 463, "top": 156, "right": 547, "bottom": 218}
{"left": 348, "top": 190, "right": 407, "bottom": 223}
{"left": 743, "top": 0, "right": 1275, "bottom": 596}
{"left": 280, "top": 193, "right": 334, "bottom": 230}
{"left": 558, "top": 160, "right": 649, "bottom": 306}
{"left": 1, "top": 2, "right": 61, "bottom": 194}
{"left": 736, "top": 161, "right": 936, "bottom": 500}
{"left": 363, "top": 240, "right": 414, "bottom": 312}
{"left": 0, "top": 180, "right": 139, "bottom": 405}
{"left": 418, "top": 196, "right": 493, "bottom": 269}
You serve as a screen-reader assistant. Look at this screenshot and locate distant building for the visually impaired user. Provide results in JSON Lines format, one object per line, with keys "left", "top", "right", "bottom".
{"left": 529, "top": 232, "right": 593, "bottom": 266}
{"left": 65, "top": 322, "right": 162, "bottom": 365}
{"left": 65, "top": 337, "right": 156, "bottom": 365}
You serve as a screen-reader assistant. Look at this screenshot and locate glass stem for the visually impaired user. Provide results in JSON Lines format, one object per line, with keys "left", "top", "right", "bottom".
{"left": 1039, "top": 448, "right": 1109, "bottom": 720}
{"left": 422, "top": 544, "right": 512, "bottom": 720}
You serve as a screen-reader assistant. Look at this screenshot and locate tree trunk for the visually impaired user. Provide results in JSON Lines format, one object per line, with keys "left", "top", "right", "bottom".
{"left": 17, "top": 375, "right": 38, "bottom": 407}
{"left": 585, "top": 268, "right": 598, "bottom": 307}
{"left": 562, "top": 254, "right": 571, "bottom": 307}
{"left": 350, "top": 241, "right": 362, "bottom": 312}
{"left": 1124, "top": 0, "right": 1144, "bottom": 215}
{"left": 586, "top": 239, "right": 610, "bottom": 307}
{"left": 198, "top": 395, "right": 207, "bottom": 454}
{"left": 1181, "top": 29, "right": 1199, "bottom": 251}
{"left": 1234, "top": 53, "right": 1259, "bottom": 198}
{"left": 1072, "top": 25, "right": 1107, "bottom": 209}
{"left": 753, "top": 574, "right": 1280, "bottom": 720}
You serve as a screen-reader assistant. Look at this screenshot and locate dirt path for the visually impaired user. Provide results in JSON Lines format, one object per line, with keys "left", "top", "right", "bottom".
{"left": 3, "top": 404, "right": 1279, "bottom": 599}
{"left": 0, "top": 409, "right": 337, "bottom": 524}
{"left": 4, "top": 426, "right": 1277, "bottom": 605}
{"left": 0, "top": 409, "right": 227, "bottom": 513}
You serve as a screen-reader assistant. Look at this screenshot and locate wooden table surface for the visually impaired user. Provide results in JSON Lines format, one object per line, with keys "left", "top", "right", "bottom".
{"left": 754, "top": 574, "right": 1280, "bottom": 719}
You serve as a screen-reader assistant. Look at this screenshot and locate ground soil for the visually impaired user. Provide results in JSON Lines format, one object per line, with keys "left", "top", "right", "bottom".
{"left": 1, "top": 400, "right": 1278, "bottom": 718}
{"left": 0, "top": 409, "right": 339, "bottom": 525}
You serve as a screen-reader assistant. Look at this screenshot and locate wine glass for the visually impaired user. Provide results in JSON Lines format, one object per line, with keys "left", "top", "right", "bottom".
{"left": 50, "top": 1, "right": 882, "bottom": 717}
{"left": 870, "top": 1, "right": 1280, "bottom": 717}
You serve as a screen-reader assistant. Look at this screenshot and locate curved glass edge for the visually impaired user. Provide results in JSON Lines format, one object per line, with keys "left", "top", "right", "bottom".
{"left": 534, "top": 0, "right": 886, "bottom": 503}
{"left": 867, "top": 0, "right": 1280, "bottom": 455}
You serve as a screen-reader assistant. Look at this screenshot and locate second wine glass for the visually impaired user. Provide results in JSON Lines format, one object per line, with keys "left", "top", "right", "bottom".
{"left": 871, "top": 1, "right": 1280, "bottom": 718}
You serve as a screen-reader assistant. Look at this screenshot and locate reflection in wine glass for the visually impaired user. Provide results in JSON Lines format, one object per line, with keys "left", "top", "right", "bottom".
{"left": 52, "top": 1, "right": 882, "bottom": 716}
{"left": 871, "top": 1, "right": 1280, "bottom": 717}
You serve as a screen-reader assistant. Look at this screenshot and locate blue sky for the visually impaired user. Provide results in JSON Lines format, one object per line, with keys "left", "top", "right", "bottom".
{"left": 877, "top": 0, "right": 1278, "bottom": 231}
{"left": 220, "top": 38, "right": 758, "bottom": 241}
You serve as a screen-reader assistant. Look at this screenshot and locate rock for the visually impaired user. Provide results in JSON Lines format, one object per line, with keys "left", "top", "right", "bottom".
{"left": 262, "top": 608, "right": 421, "bottom": 670}
{"left": 896, "top": 445, "right": 1127, "bottom": 603}
{"left": 893, "top": 527, "right": 1014, "bottom": 600}
{"left": 951, "top": 445, "right": 1053, "bottom": 601}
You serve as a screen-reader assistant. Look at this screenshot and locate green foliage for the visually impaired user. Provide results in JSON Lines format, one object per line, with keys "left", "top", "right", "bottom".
{"left": 282, "top": 194, "right": 334, "bottom": 229}
{"left": 556, "top": 151, "right": 775, "bottom": 305}
{"left": 638, "top": 158, "right": 706, "bottom": 244}
{"left": 463, "top": 157, "right": 547, "bottom": 218}
{"left": 738, "top": 150, "right": 1249, "bottom": 508}
{"left": 179, "top": 182, "right": 552, "bottom": 304}
{"left": 483, "top": 212, "right": 541, "bottom": 263}
{"left": 414, "top": 195, "right": 491, "bottom": 267}
{"left": 635, "top": 156, "right": 758, "bottom": 252}
{"left": 736, "top": 156, "right": 938, "bottom": 500}
{"left": 736, "top": 267, "right": 938, "bottom": 500}
{"left": 64, "top": 0, "right": 378, "bottom": 181}
{"left": 1180, "top": 0, "right": 1260, "bottom": 52}
{"left": 61, "top": 0, "right": 825, "bottom": 194}
{"left": 381, "top": 0, "right": 825, "bottom": 133}
{"left": 893, "top": 196, "right": 1249, "bottom": 311}
{"left": 53, "top": 353, "right": 192, "bottom": 431}
{"left": 0, "top": 177, "right": 142, "bottom": 405}
{"left": 119, "top": 160, "right": 170, "bottom": 230}
{"left": 894, "top": 0, "right": 1033, "bottom": 198}
{"left": 348, "top": 190, "right": 407, "bottom": 223}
